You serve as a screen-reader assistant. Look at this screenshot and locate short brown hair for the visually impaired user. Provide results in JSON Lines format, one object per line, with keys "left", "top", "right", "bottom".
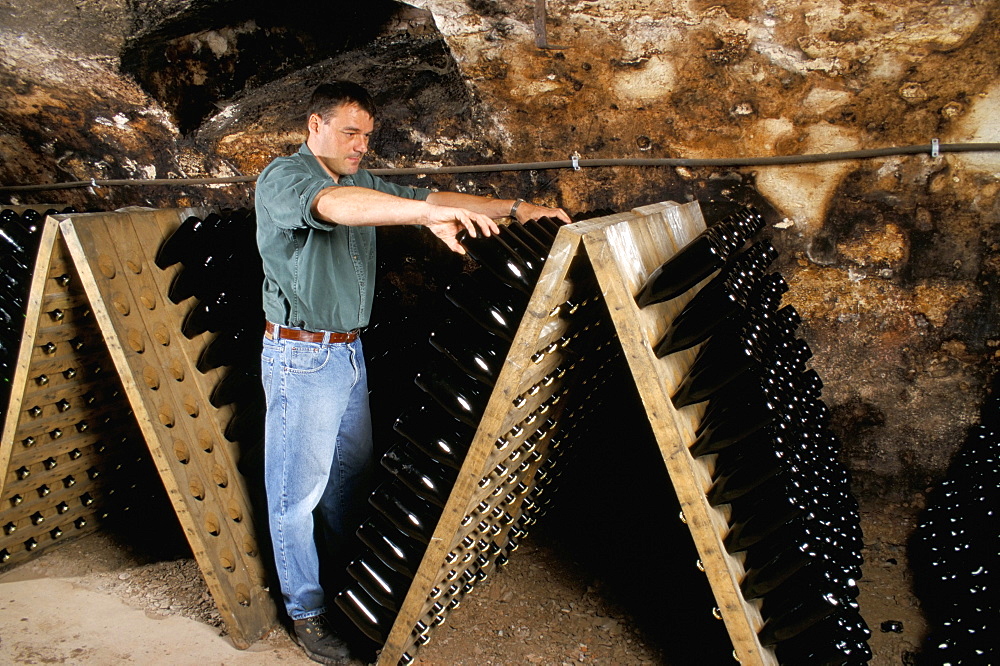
{"left": 306, "top": 81, "right": 377, "bottom": 123}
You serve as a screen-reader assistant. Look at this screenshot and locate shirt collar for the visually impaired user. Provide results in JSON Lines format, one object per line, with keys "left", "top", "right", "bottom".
{"left": 298, "top": 142, "right": 356, "bottom": 186}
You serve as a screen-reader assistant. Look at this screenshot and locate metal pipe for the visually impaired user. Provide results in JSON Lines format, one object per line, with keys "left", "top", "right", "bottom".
{"left": 1, "top": 143, "right": 998, "bottom": 194}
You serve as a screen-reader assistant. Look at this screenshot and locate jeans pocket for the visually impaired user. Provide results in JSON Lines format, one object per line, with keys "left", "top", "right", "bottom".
{"left": 285, "top": 343, "right": 331, "bottom": 374}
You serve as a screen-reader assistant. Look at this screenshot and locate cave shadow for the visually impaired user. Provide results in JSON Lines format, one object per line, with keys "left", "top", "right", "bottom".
{"left": 120, "top": 0, "right": 428, "bottom": 134}
{"left": 534, "top": 354, "right": 735, "bottom": 665}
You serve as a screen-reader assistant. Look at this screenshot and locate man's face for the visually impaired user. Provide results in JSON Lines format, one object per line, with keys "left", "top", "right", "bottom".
{"left": 307, "top": 102, "right": 374, "bottom": 181}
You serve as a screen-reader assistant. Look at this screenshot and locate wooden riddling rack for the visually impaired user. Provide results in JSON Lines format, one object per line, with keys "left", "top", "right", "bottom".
{"left": 0, "top": 212, "right": 150, "bottom": 569}
{"left": 0, "top": 209, "right": 277, "bottom": 649}
{"left": 377, "top": 201, "right": 777, "bottom": 666}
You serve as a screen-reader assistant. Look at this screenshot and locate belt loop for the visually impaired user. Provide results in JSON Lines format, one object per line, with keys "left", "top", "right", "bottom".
{"left": 273, "top": 324, "right": 281, "bottom": 341}
{"left": 322, "top": 331, "right": 331, "bottom": 344}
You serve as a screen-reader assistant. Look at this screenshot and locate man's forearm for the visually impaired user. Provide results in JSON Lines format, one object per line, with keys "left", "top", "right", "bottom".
{"left": 314, "top": 186, "right": 434, "bottom": 226}
{"left": 312, "top": 185, "right": 501, "bottom": 255}
{"left": 426, "top": 191, "right": 515, "bottom": 220}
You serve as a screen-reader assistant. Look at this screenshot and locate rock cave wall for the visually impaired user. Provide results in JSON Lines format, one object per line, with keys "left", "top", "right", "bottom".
{"left": 2, "top": 0, "right": 999, "bottom": 657}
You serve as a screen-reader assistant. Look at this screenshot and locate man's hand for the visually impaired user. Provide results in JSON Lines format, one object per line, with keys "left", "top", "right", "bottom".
{"left": 424, "top": 205, "right": 501, "bottom": 254}
{"left": 513, "top": 201, "right": 573, "bottom": 225}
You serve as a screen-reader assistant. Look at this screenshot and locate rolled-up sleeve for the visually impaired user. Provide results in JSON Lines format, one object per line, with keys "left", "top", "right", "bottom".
{"left": 255, "top": 146, "right": 432, "bottom": 231}
{"left": 256, "top": 159, "right": 336, "bottom": 231}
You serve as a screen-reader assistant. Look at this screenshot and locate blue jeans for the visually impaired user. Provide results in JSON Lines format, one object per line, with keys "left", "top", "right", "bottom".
{"left": 261, "top": 334, "right": 374, "bottom": 620}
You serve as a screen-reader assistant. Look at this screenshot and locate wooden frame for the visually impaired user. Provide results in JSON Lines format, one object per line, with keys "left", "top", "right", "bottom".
{"left": 375, "top": 202, "right": 776, "bottom": 665}
{"left": 0, "top": 209, "right": 277, "bottom": 647}
{"left": 0, "top": 215, "right": 149, "bottom": 570}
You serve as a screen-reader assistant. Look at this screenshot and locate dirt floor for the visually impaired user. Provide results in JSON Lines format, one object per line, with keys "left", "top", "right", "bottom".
{"left": 0, "top": 529, "right": 666, "bottom": 666}
{"left": 0, "top": 501, "right": 923, "bottom": 666}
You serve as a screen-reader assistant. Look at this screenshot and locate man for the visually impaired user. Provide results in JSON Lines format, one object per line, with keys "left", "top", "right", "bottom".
{"left": 255, "top": 80, "right": 571, "bottom": 665}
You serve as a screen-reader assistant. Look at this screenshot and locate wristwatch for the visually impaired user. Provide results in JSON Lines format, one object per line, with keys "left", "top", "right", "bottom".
{"left": 509, "top": 198, "right": 526, "bottom": 218}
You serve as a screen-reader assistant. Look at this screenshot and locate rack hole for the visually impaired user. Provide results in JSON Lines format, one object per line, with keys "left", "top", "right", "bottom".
{"left": 205, "top": 513, "right": 220, "bottom": 536}
{"left": 170, "top": 362, "right": 185, "bottom": 382}
{"left": 173, "top": 440, "right": 190, "bottom": 464}
{"left": 211, "top": 464, "right": 228, "bottom": 488}
{"left": 98, "top": 256, "right": 116, "bottom": 279}
{"left": 220, "top": 549, "right": 236, "bottom": 573}
{"left": 142, "top": 366, "right": 160, "bottom": 390}
{"left": 198, "top": 430, "right": 214, "bottom": 454}
{"left": 111, "top": 293, "right": 130, "bottom": 316}
{"left": 139, "top": 290, "right": 156, "bottom": 309}
{"left": 158, "top": 406, "right": 175, "bottom": 428}
{"left": 153, "top": 323, "right": 170, "bottom": 346}
{"left": 126, "top": 329, "right": 145, "bottom": 354}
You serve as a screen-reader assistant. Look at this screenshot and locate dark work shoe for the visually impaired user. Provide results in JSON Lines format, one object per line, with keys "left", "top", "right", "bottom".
{"left": 293, "top": 615, "right": 352, "bottom": 665}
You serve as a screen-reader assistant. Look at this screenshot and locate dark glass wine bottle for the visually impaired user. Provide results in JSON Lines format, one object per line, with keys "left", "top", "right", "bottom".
{"left": 380, "top": 443, "right": 458, "bottom": 508}
{"left": 741, "top": 534, "right": 831, "bottom": 600}
{"left": 368, "top": 480, "right": 443, "bottom": 544}
{"left": 684, "top": 276, "right": 794, "bottom": 369}
{"left": 671, "top": 306, "right": 802, "bottom": 409}
{"left": 197, "top": 324, "right": 264, "bottom": 373}
{"left": 223, "top": 398, "right": 265, "bottom": 443}
{"left": 457, "top": 229, "right": 534, "bottom": 295}
{"left": 757, "top": 585, "right": 846, "bottom": 646}
{"left": 413, "top": 363, "right": 490, "bottom": 429}
{"left": 210, "top": 366, "right": 263, "bottom": 407}
{"left": 707, "top": 438, "right": 794, "bottom": 506}
{"left": 19, "top": 207, "right": 43, "bottom": 230}
{"left": 393, "top": 402, "right": 475, "bottom": 470}
{"left": 356, "top": 513, "right": 427, "bottom": 578}
{"left": 775, "top": 612, "right": 872, "bottom": 666}
{"left": 526, "top": 216, "right": 562, "bottom": 242}
{"left": 672, "top": 344, "right": 758, "bottom": 409}
{"left": 766, "top": 557, "right": 861, "bottom": 607}
{"left": 347, "top": 552, "right": 414, "bottom": 612}
{"left": 689, "top": 389, "right": 778, "bottom": 457}
{"left": 654, "top": 240, "right": 778, "bottom": 356}
{"left": 0, "top": 261, "right": 30, "bottom": 294}
{"left": 744, "top": 507, "right": 863, "bottom": 578}
{"left": 334, "top": 581, "right": 396, "bottom": 644}
{"left": 724, "top": 483, "right": 812, "bottom": 553}
{"left": 154, "top": 213, "right": 223, "bottom": 269}
{"left": 428, "top": 320, "right": 506, "bottom": 386}
{"left": 694, "top": 307, "right": 801, "bottom": 427}
{"left": 181, "top": 291, "right": 252, "bottom": 339}
{"left": 445, "top": 273, "right": 525, "bottom": 342}
{"left": 634, "top": 207, "right": 765, "bottom": 307}
{"left": 0, "top": 218, "right": 31, "bottom": 260}
{"left": 0, "top": 208, "right": 19, "bottom": 226}
{"left": 507, "top": 220, "right": 552, "bottom": 257}
{"left": 497, "top": 225, "right": 545, "bottom": 277}
{"left": 168, "top": 249, "right": 241, "bottom": 303}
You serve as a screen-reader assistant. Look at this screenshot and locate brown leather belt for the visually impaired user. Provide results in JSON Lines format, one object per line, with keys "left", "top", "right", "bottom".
{"left": 264, "top": 321, "right": 358, "bottom": 344}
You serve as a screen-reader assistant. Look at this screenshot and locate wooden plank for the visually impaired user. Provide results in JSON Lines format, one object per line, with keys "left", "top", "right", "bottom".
{"left": 579, "top": 203, "right": 776, "bottom": 666}
{"left": 1, "top": 217, "right": 61, "bottom": 491}
{"left": 58, "top": 209, "right": 276, "bottom": 649}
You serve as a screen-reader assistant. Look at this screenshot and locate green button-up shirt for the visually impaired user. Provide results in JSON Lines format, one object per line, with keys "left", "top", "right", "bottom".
{"left": 255, "top": 143, "right": 431, "bottom": 333}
